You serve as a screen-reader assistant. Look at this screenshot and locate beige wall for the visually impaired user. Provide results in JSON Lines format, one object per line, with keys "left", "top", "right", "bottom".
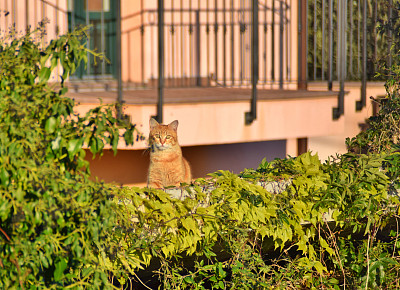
{"left": 74, "top": 92, "right": 343, "bottom": 151}
{"left": 308, "top": 81, "right": 386, "bottom": 160}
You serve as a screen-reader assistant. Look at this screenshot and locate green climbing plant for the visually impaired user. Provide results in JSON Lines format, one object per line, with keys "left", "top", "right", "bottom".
{"left": 0, "top": 23, "right": 142, "bottom": 288}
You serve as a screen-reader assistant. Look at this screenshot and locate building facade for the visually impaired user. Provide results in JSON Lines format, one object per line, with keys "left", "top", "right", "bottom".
{"left": 0, "top": 0, "right": 388, "bottom": 185}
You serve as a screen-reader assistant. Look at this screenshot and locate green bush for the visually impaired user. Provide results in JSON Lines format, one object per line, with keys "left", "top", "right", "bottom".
{"left": 0, "top": 24, "right": 141, "bottom": 288}
{"left": 111, "top": 150, "right": 400, "bottom": 289}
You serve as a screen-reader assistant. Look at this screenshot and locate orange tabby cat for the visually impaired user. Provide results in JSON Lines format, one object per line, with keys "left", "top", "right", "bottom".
{"left": 147, "top": 118, "right": 192, "bottom": 188}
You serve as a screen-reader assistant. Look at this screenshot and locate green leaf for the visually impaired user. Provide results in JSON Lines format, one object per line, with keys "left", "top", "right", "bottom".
{"left": 181, "top": 217, "right": 197, "bottom": 233}
{"left": 52, "top": 132, "right": 62, "bottom": 150}
{"left": 50, "top": 56, "right": 58, "bottom": 70}
{"left": 184, "top": 276, "right": 195, "bottom": 284}
{"left": 67, "top": 138, "right": 81, "bottom": 156}
{"left": 319, "top": 237, "right": 335, "bottom": 256}
{"left": 54, "top": 258, "right": 68, "bottom": 282}
{"left": 13, "top": 188, "right": 25, "bottom": 201}
{"left": 45, "top": 117, "right": 57, "bottom": 133}
{"left": 39, "top": 67, "right": 51, "bottom": 83}
{"left": 0, "top": 168, "right": 10, "bottom": 186}
{"left": 59, "top": 87, "right": 68, "bottom": 95}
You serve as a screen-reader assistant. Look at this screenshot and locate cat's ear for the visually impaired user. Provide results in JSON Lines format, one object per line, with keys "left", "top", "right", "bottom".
{"left": 168, "top": 120, "right": 179, "bottom": 131}
{"left": 150, "top": 118, "right": 159, "bottom": 130}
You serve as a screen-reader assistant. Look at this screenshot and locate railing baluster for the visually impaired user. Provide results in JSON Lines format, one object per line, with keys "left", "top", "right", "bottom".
{"left": 157, "top": 0, "right": 164, "bottom": 123}
{"left": 357, "top": 0, "right": 360, "bottom": 77}
{"left": 349, "top": 0, "right": 353, "bottom": 77}
{"left": 333, "top": 0, "right": 345, "bottom": 119}
{"left": 245, "top": 1, "right": 249, "bottom": 85}
{"left": 271, "top": 0, "right": 275, "bottom": 84}
{"left": 13, "top": 0, "right": 16, "bottom": 27}
{"left": 24, "top": 0, "right": 28, "bottom": 30}
{"left": 286, "top": 0, "right": 291, "bottom": 83}
{"left": 230, "top": 0, "right": 235, "bottom": 86}
{"left": 150, "top": 12, "right": 155, "bottom": 81}
{"left": 86, "top": 0, "right": 90, "bottom": 76}
{"left": 206, "top": 0, "right": 210, "bottom": 86}
{"left": 171, "top": 0, "right": 175, "bottom": 87}
{"left": 223, "top": 0, "right": 226, "bottom": 86}
{"left": 166, "top": 14, "right": 170, "bottom": 85}
{"left": 263, "top": 1, "right": 267, "bottom": 87}
{"left": 239, "top": 1, "right": 244, "bottom": 86}
{"left": 214, "top": 0, "right": 218, "bottom": 85}
{"left": 55, "top": 0, "right": 59, "bottom": 35}
{"left": 298, "top": 0, "right": 308, "bottom": 90}
{"left": 279, "top": 0, "right": 284, "bottom": 88}
{"left": 328, "top": 0, "right": 332, "bottom": 90}
{"left": 140, "top": 0, "right": 144, "bottom": 85}
{"left": 356, "top": 0, "right": 367, "bottom": 110}
{"left": 245, "top": 0, "right": 259, "bottom": 125}
{"left": 116, "top": 0, "right": 123, "bottom": 118}
{"left": 189, "top": 0, "right": 193, "bottom": 86}
{"left": 101, "top": 0, "right": 105, "bottom": 77}
{"left": 71, "top": 0, "right": 75, "bottom": 30}
{"left": 313, "top": 0, "right": 317, "bottom": 80}
{"left": 181, "top": 0, "right": 185, "bottom": 86}
{"left": 195, "top": 9, "right": 201, "bottom": 86}
{"left": 322, "top": 0, "right": 325, "bottom": 80}
{"left": 373, "top": 2, "right": 377, "bottom": 73}
{"left": 388, "top": 0, "right": 393, "bottom": 70}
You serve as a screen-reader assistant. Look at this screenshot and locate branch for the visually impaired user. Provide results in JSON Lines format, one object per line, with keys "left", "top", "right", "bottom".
{"left": 0, "top": 226, "right": 10, "bottom": 241}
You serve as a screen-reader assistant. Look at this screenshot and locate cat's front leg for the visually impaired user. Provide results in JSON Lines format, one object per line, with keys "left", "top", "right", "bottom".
{"left": 147, "top": 179, "right": 163, "bottom": 188}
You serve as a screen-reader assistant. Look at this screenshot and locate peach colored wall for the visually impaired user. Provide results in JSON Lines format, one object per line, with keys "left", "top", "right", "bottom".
{"left": 308, "top": 81, "right": 387, "bottom": 160}
{"left": 121, "top": 0, "right": 143, "bottom": 84}
{"left": 74, "top": 93, "right": 343, "bottom": 151}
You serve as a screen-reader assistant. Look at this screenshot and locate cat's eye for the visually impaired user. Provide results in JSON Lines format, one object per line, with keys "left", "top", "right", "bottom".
{"left": 165, "top": 135, "right": 171, "bottom": 139}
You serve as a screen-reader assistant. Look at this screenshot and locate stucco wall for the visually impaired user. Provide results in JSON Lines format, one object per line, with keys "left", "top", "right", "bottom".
{"left": 308, "top": 81, "right": 386, "bottom": 160}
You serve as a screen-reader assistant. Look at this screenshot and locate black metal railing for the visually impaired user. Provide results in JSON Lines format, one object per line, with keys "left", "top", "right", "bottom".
{"left": 125, "top": 0, "right": 293, "bottom": 90}
{"left": 307, "top": 0, "right": 397, "bottom": 116}
{"left": 308, "top": 0, "right": 394, "bottom": 82}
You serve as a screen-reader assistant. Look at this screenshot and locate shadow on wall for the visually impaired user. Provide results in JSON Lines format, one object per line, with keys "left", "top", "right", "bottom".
{"left": 183, "top": 140, "right": 286, "bottom": 177}
{"left": 85, "top": 140, "right": 286, "bottom": 186}
{"left": 85, "top": 149, "right": 149, "bottom": 185}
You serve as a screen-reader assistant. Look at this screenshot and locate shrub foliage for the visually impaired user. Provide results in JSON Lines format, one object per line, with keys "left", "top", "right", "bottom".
{"left": 0, "top": 25, "right": 140, "bottom": 288}
{"left": 113, "top": 150, "right": 400, "bottom": 289}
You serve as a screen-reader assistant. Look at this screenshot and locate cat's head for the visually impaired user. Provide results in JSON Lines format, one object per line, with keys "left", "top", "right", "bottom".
{"left": 149, "top": 118, "right": 179, "bottom": 151}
